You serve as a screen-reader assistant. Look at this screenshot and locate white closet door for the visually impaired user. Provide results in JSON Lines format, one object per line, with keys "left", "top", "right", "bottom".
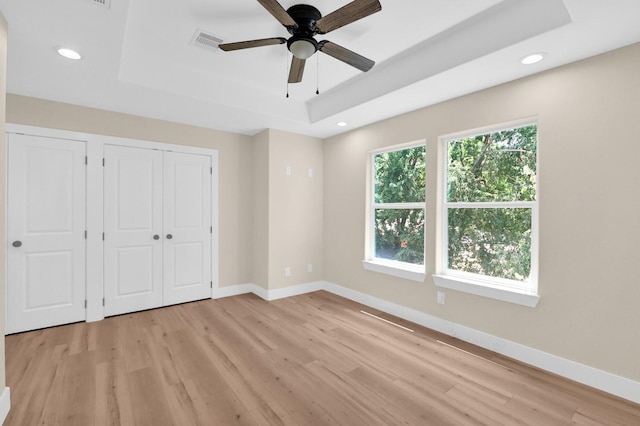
{"left": 6, "top": 134, "right": 86, "bottom": 334}
{"left": 163, "top": 152, "right": 212, "bottom": 305}
{"left": 103, "top": 145, "right": 163, "bottom": 316}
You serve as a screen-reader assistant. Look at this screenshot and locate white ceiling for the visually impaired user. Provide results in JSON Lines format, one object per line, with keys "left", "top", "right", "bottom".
{"left": 1, "top": 0, "right": 639, "bottom": 138}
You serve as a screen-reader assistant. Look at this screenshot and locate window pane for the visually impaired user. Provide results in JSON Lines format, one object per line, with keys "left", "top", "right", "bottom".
{"left": 448, "top": 208, "right": 531, "bottom": 281}
{"left": 375, "top": 146, "right": 425, "bottom": 203}
{"left": 375, "top": 209, "right": 424, "bottom": 265}
{"left": 447, "top": 125, "right": 537, "bottom": 203}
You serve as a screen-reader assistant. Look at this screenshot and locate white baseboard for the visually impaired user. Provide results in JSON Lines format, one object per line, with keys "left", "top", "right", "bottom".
{"left": 214, "top": 282, "right": 324, "bottom": 302}
{"left": 213, "top": 283, "right": 256, "bottom": 299}
{"left": 214, "top": 281, "right": 640, "bottom": 404}
{"left": 0, "top": 387, "right": 10, "bottom": 424}
{"left": 261, "top": 281, "right": 324, "bottom": 301}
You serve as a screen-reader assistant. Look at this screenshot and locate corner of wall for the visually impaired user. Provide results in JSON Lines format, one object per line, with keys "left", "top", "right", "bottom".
{"left": 0, "top": 8, "right": 10, "bottom": 416}
{"left": 251, "top": 131, "right": 270, "bottom": 289}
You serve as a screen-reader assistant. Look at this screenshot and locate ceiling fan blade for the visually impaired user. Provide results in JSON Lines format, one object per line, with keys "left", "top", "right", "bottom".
{"left": 257, "top": 0, "right": 297, "bottom": 27}
{"left": 315, "top": 0, "right": 381, "bottom": 34}
{"left": 219, "top": 37, "right": 286, "bottom": 51}
{"left": 319, "top": 41, "right": 374, "bottom": 72}
{"left": 288, "top": 56, "right": 306, "bottom": 83}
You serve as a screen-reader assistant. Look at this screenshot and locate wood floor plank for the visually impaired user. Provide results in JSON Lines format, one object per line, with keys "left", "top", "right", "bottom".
{"left": 127, "top": 367, "right": 176, "bottom": 426}
{"left": 247, "top": 400, "right": 290, "bottom": 426}
{"left": 5, "top": 290, "right": 640, "bottom": 425}
{"left": 7, "top": 342, "right": 69, "bottom": 425}
{"left": 94, "top": 360, "right": 136, "bottom": 426}
{"left": 164, "top": 381, "right": 203, "bottom": 426}
{"left": 446, "top": 383, "right": 526, "bottom": 425}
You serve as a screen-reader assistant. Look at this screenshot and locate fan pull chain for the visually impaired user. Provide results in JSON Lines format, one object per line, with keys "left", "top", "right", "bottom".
{"left": 285, "top": 50, "right": 290, "bottom": 98}
{"left": 316, "top": 54, "right": 320, "bottom": 95}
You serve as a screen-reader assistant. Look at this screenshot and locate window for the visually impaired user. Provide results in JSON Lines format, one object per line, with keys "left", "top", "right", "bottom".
{"left": 364, "top": 143, "right": 426, "bottom": 281}
{"left": 434, "top": 123, "right": 539, "bottom": 306}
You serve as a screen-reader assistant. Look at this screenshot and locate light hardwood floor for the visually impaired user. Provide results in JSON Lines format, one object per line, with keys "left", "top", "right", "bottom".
{"left": 5, "top": 291, "right": 640, "bottom": 425}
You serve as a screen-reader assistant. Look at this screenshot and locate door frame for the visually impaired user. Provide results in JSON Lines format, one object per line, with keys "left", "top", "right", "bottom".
{"left": 5, "top": 124, "right": 219, "bottom": 324}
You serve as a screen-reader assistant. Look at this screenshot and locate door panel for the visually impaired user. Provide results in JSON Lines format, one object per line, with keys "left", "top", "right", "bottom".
{"left": 7, "top": 134, "right": 86, "bottom": 334}
{"left": 163, "top": 152, "right": 211, "bottom": 305}
{"left": 172, "top": 242, "right": 204, "bottom": 287}
{"left": 25, "top": 251, "right": 73, "bottom": 309}
{"left": 104, "top": 145, "right": 163, "bottom": 316}
{"left": 116, "top": 246, "right": 154, "bottom": 295}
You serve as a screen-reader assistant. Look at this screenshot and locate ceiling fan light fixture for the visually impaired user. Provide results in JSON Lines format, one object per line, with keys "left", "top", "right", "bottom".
{"left": 289, "top": 38, "right": 317, "bottom": 60}
{"left": 218, "top": 0, "right": 382, "bottom": 83}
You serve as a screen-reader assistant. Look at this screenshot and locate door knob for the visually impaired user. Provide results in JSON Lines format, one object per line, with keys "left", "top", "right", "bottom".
{"left": 12, "top": 240, "right": 22, "bottom": 248}
{"left": 166, "top": 234, "right": 173, "bottom": 240}
{"left": 153, "top": 235, "right": 160, "bottom": 240}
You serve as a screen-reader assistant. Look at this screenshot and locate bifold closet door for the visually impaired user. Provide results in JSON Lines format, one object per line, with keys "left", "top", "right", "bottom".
{"left": 163, "top": 152, "right": 212, "bottom": 306}
{"left": 6, "top": 134, "right": 86, "bottom": 334}
{"left": 103, "top": 145, "right": 163, "bottom": 316}
{"left": 104, "top": 145, "right": 212, "bottom": 316}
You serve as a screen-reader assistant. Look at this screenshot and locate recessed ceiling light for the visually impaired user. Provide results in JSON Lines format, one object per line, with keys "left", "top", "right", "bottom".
{"left": 336, "top": 121, "right": 348, "bottom": 127}
{"left": 521, "top": 52, "right": 546, "bottom": 65}
{"left": 57, "top": 48, "right": 82, "bottom": 60}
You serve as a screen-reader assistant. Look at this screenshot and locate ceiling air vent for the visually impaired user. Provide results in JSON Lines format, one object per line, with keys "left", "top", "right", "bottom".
{"left": 190, "top": 30, "right": 224, "bottom": 53}
{"left": 85, "top": 0, "right": 111, "bottom": 9}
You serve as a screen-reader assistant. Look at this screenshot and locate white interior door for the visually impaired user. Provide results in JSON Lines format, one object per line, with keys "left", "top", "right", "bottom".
{"left": 6, "top": 134, "right": 86, "bottom": 334}
{"left": 103, "top": 145, "right": 163, "bottom": 316}
{"left": 163, "top": 152, "right": 212, "bottom": 305}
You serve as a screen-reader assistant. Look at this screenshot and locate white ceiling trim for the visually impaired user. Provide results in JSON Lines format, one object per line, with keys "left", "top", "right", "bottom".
{"left": 307, "top": 0, "right": 572, "bottom": 123}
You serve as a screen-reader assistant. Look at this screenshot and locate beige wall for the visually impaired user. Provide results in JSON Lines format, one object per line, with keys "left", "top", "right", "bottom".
{"left": 251, "top": 129, "right": 324, "bottom": 290}
{"left": 252, "top": 130, "right": 270, "bottom": 290}
{"left": 6, "top": 94, "right": 255, "bottom": 287}
{"left": 0, "top": 11, "right": 8, "bottom": 390}
{"left": 323, "top": 43, "right": 640, "bottom": 381}
{"left": 267, "top": 129, "right": 323, "bottom": 289}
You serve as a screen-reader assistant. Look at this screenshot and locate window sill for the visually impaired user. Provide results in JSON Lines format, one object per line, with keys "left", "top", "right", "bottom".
{"left": 362, "top": 259, "right": 426, "bottom": 282}
{"left": 432, "top": 274, "right": 540, "bottom": 307}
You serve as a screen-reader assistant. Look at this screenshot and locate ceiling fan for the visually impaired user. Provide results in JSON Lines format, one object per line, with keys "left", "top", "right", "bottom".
{"left": 218, "top": 0, "right": 382, "bottom": 84}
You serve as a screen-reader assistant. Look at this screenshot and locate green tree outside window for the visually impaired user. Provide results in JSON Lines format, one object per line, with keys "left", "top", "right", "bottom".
{"left": 373, "top": 145, "right": 425, "bottom": 265}
{"left": 446, "top": 125, "right": 537, "bottom": 282}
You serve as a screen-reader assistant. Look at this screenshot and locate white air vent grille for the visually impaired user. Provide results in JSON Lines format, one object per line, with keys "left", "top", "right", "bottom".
{"left": 191, "top": 30, "right": 224, "bottom": 52}
{"left": 85, "top": 0, "right": 111, "bottom": 9}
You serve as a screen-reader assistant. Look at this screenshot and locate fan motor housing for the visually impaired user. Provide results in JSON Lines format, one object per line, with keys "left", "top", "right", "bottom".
{"left": 286, "top": 4, "right": 322, "bottom": 36}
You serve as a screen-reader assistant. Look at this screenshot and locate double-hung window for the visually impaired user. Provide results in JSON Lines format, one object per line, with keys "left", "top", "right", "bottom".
{"left": 434, "top": 123, "right": 539, "bottom": 306}
{"left": 364, "top": 143, "right": 426, "bottom": 282}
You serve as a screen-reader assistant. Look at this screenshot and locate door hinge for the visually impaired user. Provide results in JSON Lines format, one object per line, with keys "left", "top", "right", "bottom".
{"left": 210, "top": 281, "right": 213, "bottom": 289}
{"left": 85, "top": 300, "right": 87, "bottom": 308}
{"left": 210, "top": 226, "right": 213, "bottom": 234}
{"left": 102, "top": 232, "right": 105, "bottom": 241}
{"left": 85, "top": 156, "right": 88, "bottom": 165}
{"left": 102, "top": 297, "right": 105, "bottom": 306}
{"left": 85, "top": 230, "right": 87, "bottom": 239}
{"left": 102, "top": 158, "right": 105, "bottom": 167}
{"left": 210, "top": 166, "right": 213, "bottom": 175}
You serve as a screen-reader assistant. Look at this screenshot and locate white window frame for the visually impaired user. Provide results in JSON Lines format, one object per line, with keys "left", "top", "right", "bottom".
{"left": 433, "top": 120, "right": 540, "bottom": 307}
{"left": 363, "top": 141, "right": 426, "bottom": 282}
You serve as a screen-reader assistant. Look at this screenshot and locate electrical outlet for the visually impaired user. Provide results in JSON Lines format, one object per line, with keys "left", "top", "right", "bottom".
{"left": 437, "top": 291, "right": 446, "bottom": 305}
{"left": 285, "top": 166, "right": 292, "bottom": 176}
{"left": 308, "top": 168, "right": 313, "bottom": 178}
{"left": 284, "top": 267, "right": 291, "bottom": 277}
{"left": 307, "top": 263, "right": 313, "bottom": 273}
